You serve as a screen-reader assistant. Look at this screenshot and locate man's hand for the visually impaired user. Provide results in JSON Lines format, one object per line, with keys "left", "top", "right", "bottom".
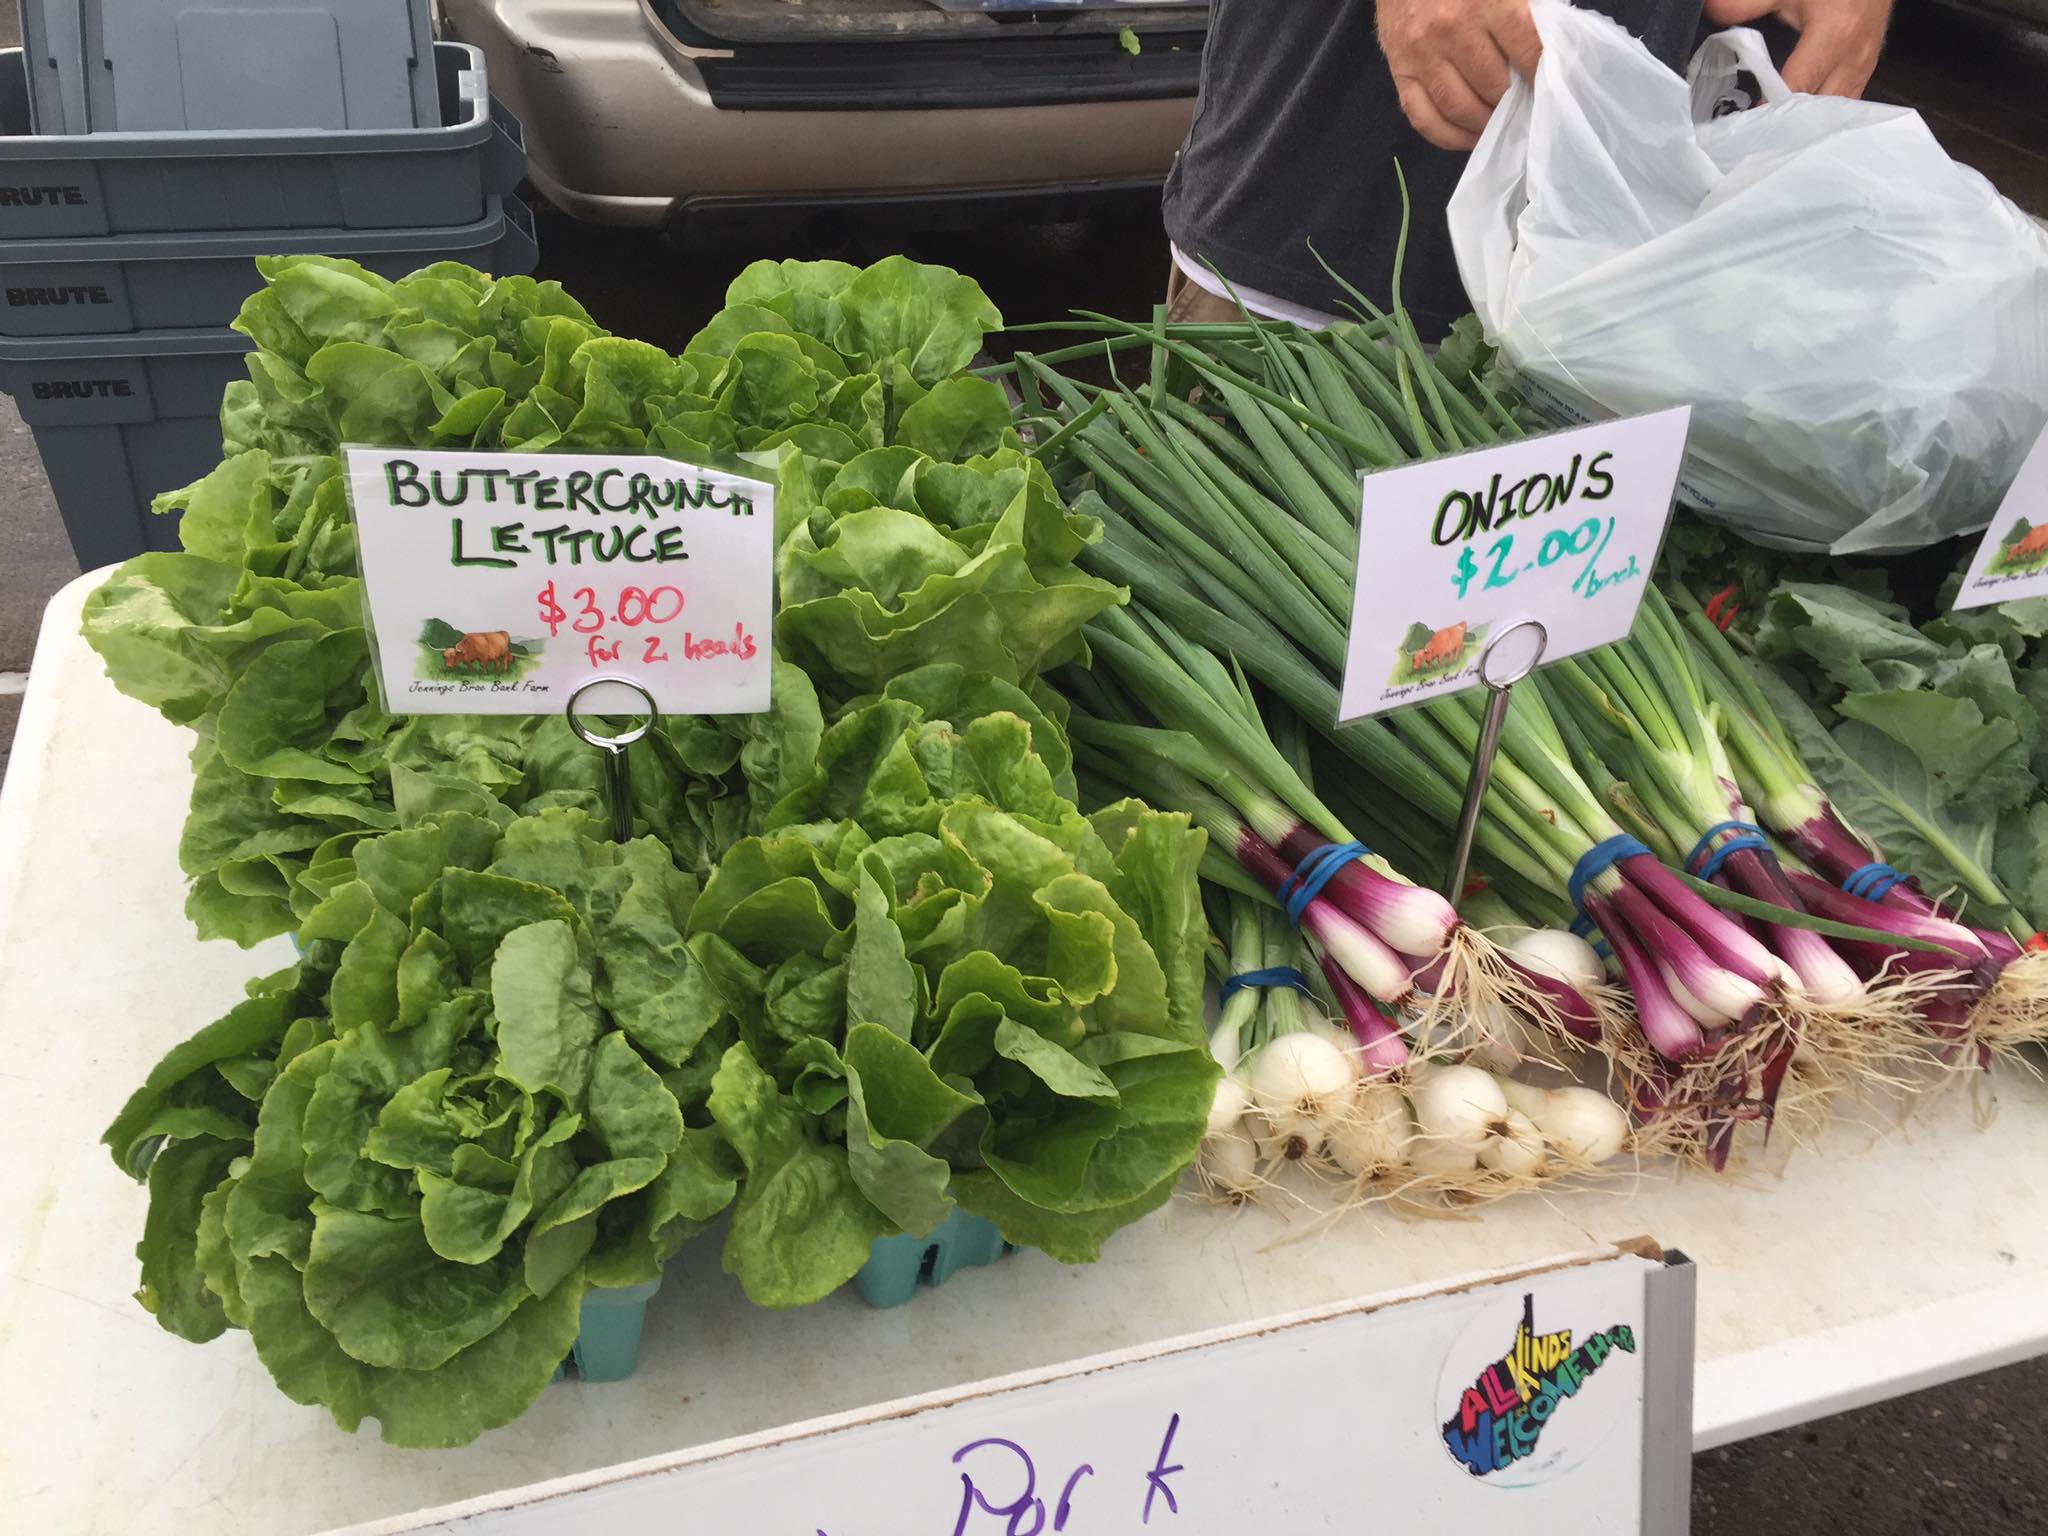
{"left": 1376, "top": 0, "right": 1543, "bottom": 151}
{"left": 1378, "top": 0, "right": 1894, "bottom": 152}
{"left": 1704, "top": 0, "right": 1894, "bottom": 98}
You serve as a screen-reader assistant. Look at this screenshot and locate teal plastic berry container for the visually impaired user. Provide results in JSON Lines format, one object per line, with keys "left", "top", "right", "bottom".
{"left": 854, "top": 1207, "right": 1011, "bottom": 1309}
{"left": 553, "top": 1277, "right": 663, "bottom": 1384}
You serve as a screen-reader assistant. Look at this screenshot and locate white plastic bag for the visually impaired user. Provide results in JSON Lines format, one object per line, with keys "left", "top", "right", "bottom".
{"left": 1448, "top": 0, "right": 2048, "bottom": 554}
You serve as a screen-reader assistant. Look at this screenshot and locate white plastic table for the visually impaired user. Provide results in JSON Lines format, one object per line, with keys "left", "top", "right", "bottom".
{"left": 4, "top": 570, "right": 2046, "bottom": 1536}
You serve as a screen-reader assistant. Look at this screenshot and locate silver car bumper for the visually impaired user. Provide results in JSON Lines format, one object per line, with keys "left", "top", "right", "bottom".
{"left": 438, "top": 0, "right": 1196, "bottom": 229}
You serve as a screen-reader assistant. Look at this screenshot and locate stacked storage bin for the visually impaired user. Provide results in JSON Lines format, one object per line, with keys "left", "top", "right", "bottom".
{"left": 0, "top": 2, "right": 533, "bottom": 565}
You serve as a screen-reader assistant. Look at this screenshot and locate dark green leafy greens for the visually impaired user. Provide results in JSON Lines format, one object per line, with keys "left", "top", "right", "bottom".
{"left": 1749, "top": 579, "right": 2048, "bottom": 932}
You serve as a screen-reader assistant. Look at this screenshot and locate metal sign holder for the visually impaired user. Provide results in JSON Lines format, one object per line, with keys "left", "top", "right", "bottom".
{"left": 566, "top": 675, "right": 660, "bottom": 842}
{"left": 1442, "top": 618, "right": 1549, "bottom": 906}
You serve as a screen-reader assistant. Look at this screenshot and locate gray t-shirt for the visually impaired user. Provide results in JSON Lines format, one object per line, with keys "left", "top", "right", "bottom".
{"left": 1163, "top": 0, "right": 1705, "bottom": 336}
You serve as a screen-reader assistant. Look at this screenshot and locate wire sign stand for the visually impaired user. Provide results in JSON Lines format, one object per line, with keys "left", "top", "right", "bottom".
{"left": 1442, "top": 619, "right": 1549, "bottom": 906}
{"left": 566, "top": 675, "right": 660, "bottom": 842}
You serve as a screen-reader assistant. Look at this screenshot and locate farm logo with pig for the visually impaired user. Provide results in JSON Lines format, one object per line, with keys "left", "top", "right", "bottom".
{"left": 1438, "top": 1293, "right": 1636, "bottom": 1483}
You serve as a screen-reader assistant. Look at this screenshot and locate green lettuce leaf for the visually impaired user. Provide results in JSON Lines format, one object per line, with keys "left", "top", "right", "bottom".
{"left": 103, "top": 983, "right": 301, "bottom": 1176}
{"left": 832, "top": 255, "right": 1002, "bottom": 387}
{"left": 134, "top": 1136, "right": 244, "bottom": 1342}
{"left": 302, "top": 1202, "right": 530, "bottom": 1370}
{"left": 491, "top": 920, "right": 603, "bottom": 1109}
{"left": 842, "top": 1021, "right": 979, "bottom": 1235}
{"left": 708, "top": 1041, "right": 888, "bottom": 1307}
{"left": 238, "top": 1252, "right": 583, "bottom": 1449}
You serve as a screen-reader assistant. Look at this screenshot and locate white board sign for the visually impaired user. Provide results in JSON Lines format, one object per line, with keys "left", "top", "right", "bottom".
{"left": 1950, "top": 423, "right": 2048, "bottom": 611}
{"left": 1337, "top": 409, "right": 1691, "bottom": 721}
{"left": 333, "top": 1250, "right": 1678, "bottom": 1536}
{"left": 346, "top": 446, "right": 775, "bottom": 716}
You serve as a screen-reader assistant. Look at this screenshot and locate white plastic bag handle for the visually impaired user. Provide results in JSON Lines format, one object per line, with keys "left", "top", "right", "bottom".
{"left": 1686, "top": 28, "right": 1790, "bottom": 122}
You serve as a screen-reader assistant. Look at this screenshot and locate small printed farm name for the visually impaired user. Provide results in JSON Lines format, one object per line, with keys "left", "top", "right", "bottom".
{"left": 377, "top": 457, "right": 759, "bottom": 570}
{"left": 1441, "top": 1294, "right": 1636, "bottom": 1478}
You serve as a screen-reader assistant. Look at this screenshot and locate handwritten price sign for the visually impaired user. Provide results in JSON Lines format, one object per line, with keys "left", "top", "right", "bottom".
{"left": 1951, "top": 422, "right": 2048, "bottom": 612}
{"left": 346, "top": 446, "right": 773, "bottom": 716}
{"left": 1336, "top": 408, "right": 1690, "bottom": 721}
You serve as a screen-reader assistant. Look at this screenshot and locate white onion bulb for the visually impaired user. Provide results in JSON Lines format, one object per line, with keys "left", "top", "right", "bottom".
{"left": 1325, "top": 1081, "right": 1412, "bottom": 1178}
{"left": 1478, "top": 1109, "right": 1545, "bottom": 1177}
{"left": 1508, "top": 928, "right": 1606, "bottom": 992}
{"left": 1198, "top": 1129, "right": 1260, "bottom": 1200}
{"left": 1249, "top": 1031, "right": 1361, "bottom": 1145}
{"left": 1206, "top": 1071, "right": 1252, "bottom": 1137}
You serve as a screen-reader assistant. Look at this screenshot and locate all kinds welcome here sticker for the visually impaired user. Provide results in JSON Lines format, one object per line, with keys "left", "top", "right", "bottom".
{"left": 1438, "top": 1290, "right": 1639, "bottom": 1483}
{"left": 1338, "top": 408, "right": 1693, "bottom": 721}
{"left": 346, "top": 446, "right": 775, "bottom": 716}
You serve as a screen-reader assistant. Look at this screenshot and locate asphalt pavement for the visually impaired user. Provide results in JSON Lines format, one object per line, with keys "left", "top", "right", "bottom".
{"left": 0, "top": 4, "right": 2044, "bottom": 1529}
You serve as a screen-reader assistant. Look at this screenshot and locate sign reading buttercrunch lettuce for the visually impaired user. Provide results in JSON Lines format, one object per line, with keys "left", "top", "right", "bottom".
{"left": 346, "top": 445, "right": 774, "bottom": 715}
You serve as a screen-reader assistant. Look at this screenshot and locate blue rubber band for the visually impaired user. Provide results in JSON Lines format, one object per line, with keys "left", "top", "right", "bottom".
{"left": 1218, "top": 966, "right": 1314, "bottom": 1005}
{"left": 1277, "top": 840, "right": 1369, "bottom": 927}
{"left": 1842, "top": 862, "right": 1907, "bottom": 903}
{"left": 1567, "top": 834, "right": 1651, "bottom": 915}
{"left": 1566, "top": 910, "right": 1614, "bottom": 960}
{"left": 1685, "top": 820, "right": 1770, "bottom": 883}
